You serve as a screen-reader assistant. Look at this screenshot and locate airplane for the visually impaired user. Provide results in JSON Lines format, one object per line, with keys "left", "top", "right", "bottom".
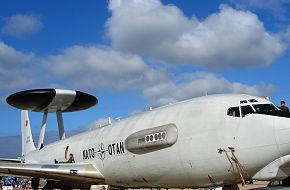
{"left": 1, "top": 88, "right": 290, "bottom": 190}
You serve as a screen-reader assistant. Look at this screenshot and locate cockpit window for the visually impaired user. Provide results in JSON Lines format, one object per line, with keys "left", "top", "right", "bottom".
{"left": 249, "top": 99, "right": 258, "bottom": 103}
{"left": 253, "top": 104, "right": 278, "bottom": 112}
{"left": 241, "top": 105, "right": 255, "bottom": 117}
{"left": 227, "top": 107, "right": 240, "bottom": 117}
{"left": 240, "top": 100, "right": 248, "bottom": 104}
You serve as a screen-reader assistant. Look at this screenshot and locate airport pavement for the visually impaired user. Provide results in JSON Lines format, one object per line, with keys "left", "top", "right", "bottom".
{"left": 253, "top": 187, "right": 290, "bottom": 190}
{"left": 3, "top": 181, "right": 290, "bottom": 190}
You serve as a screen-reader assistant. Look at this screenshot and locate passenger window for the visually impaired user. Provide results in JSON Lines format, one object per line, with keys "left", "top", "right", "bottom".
{"left": 241, "top": 105, "right": 255, "bottom": 117}
{"left": 227, "top": 107, "right": 240, "bottom": 117}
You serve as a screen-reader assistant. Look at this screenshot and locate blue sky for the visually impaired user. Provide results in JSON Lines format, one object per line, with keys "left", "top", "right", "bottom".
{"left": 0, "top": 0, "right": 290, "bottom": 137}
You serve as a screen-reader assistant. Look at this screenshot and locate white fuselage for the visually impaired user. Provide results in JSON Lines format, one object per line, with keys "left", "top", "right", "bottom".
{"left": 24, "top": 94, "right": 290, "bottom": 188}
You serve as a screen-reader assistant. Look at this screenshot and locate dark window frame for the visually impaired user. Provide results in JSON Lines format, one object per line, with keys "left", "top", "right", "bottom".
{"left": 227, "top": 107, "right": 241, "bottom": 117}
{"left": 241, "top": 105, "right": 255, "bottom": 117}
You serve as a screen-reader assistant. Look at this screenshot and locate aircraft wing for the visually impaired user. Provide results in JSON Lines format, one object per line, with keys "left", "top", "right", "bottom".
{"left": 253, "top": 155, "right": 290, "bottom": 180}
{"left": 0, "top": 158, "right": 21, "bottom": 163}
{"left": 0, "top": 163, "right": 104, "bottom": 184}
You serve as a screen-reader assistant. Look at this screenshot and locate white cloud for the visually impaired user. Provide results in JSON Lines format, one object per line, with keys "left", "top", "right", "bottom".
{"left": 143, "top": 72, "right": 275, "bottom": 106}
{"left": 42, "top": 44, "right": 275, "bottom": 107}
{"left": 1, "top": 14, "right": 43, "bottom": 37}
{"left": 43, "top": 45, "right": 169, "bottom": 91}
{"left": 0, "top": 41, "right": 36, "bottom": 90}
{"left": 107, "top": 0, "right": 193, "bottom": 53}
{"left": 231, "top": 0, "right": 290, "bottom": 20}
{"left": 284, "top": 26, "right": 290, "bottom": 42}
{"left": 107, "top": 0, "right": 285, "bottom": 70}
{"left": 0, "top": 42, "right": 276, "bottom": 110}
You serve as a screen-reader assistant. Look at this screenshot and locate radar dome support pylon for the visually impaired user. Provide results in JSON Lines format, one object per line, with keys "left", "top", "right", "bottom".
{"left": 38, "top": 111, "right": 47, "bottom": 149}
{"left": 57, "top": 111, "right": 65, "bottom": 140}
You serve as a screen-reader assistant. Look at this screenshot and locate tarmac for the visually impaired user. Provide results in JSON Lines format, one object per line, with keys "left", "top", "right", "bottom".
{"left": 2, "top": 180, "right": 290, "bottom": 190}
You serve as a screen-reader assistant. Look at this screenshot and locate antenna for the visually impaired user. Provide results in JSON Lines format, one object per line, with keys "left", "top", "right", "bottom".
{"left": 108, "top": 117, "right": 112, "bottom": 124}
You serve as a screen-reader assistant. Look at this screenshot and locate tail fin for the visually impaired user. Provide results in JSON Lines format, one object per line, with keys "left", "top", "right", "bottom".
{"left": 21, "top": 110, "right": 36, "bottom": 156}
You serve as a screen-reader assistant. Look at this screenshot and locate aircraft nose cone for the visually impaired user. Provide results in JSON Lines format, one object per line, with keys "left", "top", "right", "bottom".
{"left": 275, "top": 117, "right": 290, "bottom": 156}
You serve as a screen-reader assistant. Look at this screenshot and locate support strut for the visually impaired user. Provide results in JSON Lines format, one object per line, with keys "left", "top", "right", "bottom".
{"left": 37, "top": 111, "right": 48, "bottom": 149}
{"left": 57, "top": 111, "right": 66, "bottom": 140}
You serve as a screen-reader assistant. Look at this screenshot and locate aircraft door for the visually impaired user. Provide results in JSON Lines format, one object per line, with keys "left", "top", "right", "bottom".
{"left": 226, "top": 106, "right": 241, "bottom": 146}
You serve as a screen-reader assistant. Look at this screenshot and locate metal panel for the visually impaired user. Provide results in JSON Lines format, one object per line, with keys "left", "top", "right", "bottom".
{"left": 125, "top": 123, "right": 178, "bottom": 154}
